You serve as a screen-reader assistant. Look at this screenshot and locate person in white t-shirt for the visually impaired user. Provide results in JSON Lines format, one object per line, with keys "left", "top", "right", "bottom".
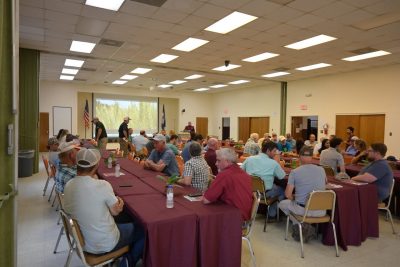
{"left": 64, "top": 148, "right": 144, "bottom": 266}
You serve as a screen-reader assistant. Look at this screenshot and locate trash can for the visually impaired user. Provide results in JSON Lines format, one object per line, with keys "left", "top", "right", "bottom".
{"left": 18, "top": 150, "right": 35, "bottom": 178}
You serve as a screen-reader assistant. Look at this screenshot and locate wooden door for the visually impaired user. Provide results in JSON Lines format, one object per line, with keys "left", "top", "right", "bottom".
{"left": 335, "top": 115, "right": 360, "bottom": 140}
{"left": 359, "top": 114, "right": 385, "bottom": 145}
{"left": 196, "top": 117, "right": 208, "bottom": 138}
{"left": 250, "top": 117, "right": 269, "bottom": 138}
{"left": 291, "top": 116, "right": 304, "bottom": 140}
{"left": 238, "top": 117, "right": 250, "bottom": 142}
{"left": 39, "top": 112, "right": 49, "bottom": 152}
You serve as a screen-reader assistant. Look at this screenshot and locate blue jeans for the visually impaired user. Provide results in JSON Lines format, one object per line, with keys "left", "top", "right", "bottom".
{"left": 265, "top": 184, "right": 285, "bottom": 217}
{"left": 112, "top": 223, "right": 144, "bottom": 266}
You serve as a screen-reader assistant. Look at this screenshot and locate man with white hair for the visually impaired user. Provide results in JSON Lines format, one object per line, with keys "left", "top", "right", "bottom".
{"left": 64, "top": 148, "right": 144, "bottom": 266}
{"left": 144, "top": 134, "right": 179, "bottom": 176}
{"left": 118, "top": 116, "right": 131, "bottom": 157}
{"left": 203, "top": 148, "right": 253, "bottom": 221}
{"left": 344, "top": 136, "right": 359, "bottom": 156}
{"left": 205, "top": 138, "right": 219, "bottom": 175}
{"left": 91, "top": 117, "right": 108, "bottom": 150}
{"left": 243, "top": 133, "right": 260, "bottom": 156}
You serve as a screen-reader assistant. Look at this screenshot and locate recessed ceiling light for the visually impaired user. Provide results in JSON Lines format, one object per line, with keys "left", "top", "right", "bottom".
{"left": 112, "top": 80, "right": 127, "bottom": 85}
{"left": 151, "top": 54, "right": 179, "bottom": 63}
{"left": 60, "top": 75, "right": 74, "bottom": 80}
{"left": 212, "top": 64, "right": 241, "bottom": 71}
{"left": 158, "top": 84, "right": 173, "bottom": 88}
{"left": 131, "top": 67, "right": 152, "bottom": 74}
{"left": 210, "top": 84, "right": 227, "bottom": 88}
{"left": 193, "top": 88, "right": 209, "bottom": 92}
{"left": 184, "top": 74, "right": 204, "bottom": 80}
{"left": 85, "top": 0, "right": 125, "bottom": 11}
{"left": 169, "top": 80, "right": 187, "bottom": 85}
{"left": 229, "top": 80, "right": 250, "bottom": 84}
{"left": 205, "top": 11, "right": 258, "bottom": 34}
{"left": 172, "top": 37, "right": 209, "bottom": 52}
{"left": 342, "top": 50, "right": 391, "bottom": 61}
{"left": 61, "top": 68, "right": 79, "bottom": 75}
{"left": 70, "top": 40, "right": 96, "bottom": 53}
{"left": 262, "top": 72, "right": 290, "bottom": 78}
{"left": 285, "top": 34, "right": 337, "bottom": 50}
{"left": 64, "top": 59, "right": 84, "bottom": 68}
{"left": 242, "top": 52, "right": 279, "bottom": 62}
{"left": 296, "top": 63, "right": 331, "bottom": 71}
{"left": 120, "top": 75, "right": 138, "bottom": 80}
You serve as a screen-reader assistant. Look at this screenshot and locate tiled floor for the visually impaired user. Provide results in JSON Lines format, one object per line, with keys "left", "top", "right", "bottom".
{"left": 17, "top": 159, "right": 400, "bottom": 267}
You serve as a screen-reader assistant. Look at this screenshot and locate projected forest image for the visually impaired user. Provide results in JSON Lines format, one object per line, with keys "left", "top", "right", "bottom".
{"left": 95, "top": 99, "right": 158, "bottom": 136}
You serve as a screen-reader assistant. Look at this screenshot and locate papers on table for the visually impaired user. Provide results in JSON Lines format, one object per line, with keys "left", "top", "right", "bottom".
{"left": 102, "top": 172, "right": 126, "bottom": 177}
{"left": 326, "top": 183, "right": 343, "bottom": 189}
{"left": 344, "top": 180, "right": 368, "bottom": 186}
{"left": 184, "top": 195, "right": 202, "bottom": 202}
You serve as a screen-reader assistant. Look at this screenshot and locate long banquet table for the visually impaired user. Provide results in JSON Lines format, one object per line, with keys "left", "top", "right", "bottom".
{"left": 97, "top": 159, "right": 242, "bottom": 267}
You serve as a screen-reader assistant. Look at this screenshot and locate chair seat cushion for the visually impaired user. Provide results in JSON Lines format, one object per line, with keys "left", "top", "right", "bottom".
{"left": 292, "top": 214, "right": 331, "bottom": 224}
{"left": 85, "top": 245, "right": 129, "bottom": 266}
{"left": 378, "top": 202, "right": 386, "bottom": 208}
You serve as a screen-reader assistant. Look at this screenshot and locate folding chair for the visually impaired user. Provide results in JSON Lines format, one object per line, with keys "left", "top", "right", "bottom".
{"left": 378, "top": 179, "right": 396, "bottom": 234}
{"left": 242, "top": 191, "right": 260, "bottom": 267}
{"left": 42, "top": 155, "right": 55, "bottom": 196}
{"left": 321, "top": 165, "right": 335, "bottom": 177}
{"left": 176, "top": 155, "right": 184, "bottom": 176}
{"left": 251, "top": 176, "right": 279, "bottom": 232}
{"left": 54, "top": 192, "right": 65, "bottom": 254}
{"left": 285, "top": 190, "right": 339, "bottom": 258}
{"left": 59, "top": 209, "right": 129, "bottom": 267}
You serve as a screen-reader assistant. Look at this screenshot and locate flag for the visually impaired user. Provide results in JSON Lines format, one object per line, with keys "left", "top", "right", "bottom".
{"left": 161, "top": 104, "right": 166, "bottom": 130}
{"left": 84, "top": 99, "right": 90, "bottom": 129}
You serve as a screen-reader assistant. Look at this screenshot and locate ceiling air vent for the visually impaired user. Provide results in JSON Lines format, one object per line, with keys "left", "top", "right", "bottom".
{"left": 273, "top": 67, "right": 290, "bottom": 72}
{"left": 99, "top": 38, "right": 124, "bottom": 47}
{"left": 350, "top": 47, "right": 378, "bottom": 54}
{"left": 74, "top": 78, "right": 87, "bottom": 82}
{"left": 130, "top": 0, "right": 167, "bottom": 7}
{"left": 81, "top": 67, "right": 96, "bottom": 72}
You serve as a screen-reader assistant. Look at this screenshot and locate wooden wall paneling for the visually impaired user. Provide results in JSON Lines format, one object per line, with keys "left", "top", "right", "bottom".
{"left": 195, "top": 117, "right": 208, "bottom": 138}
{"left": 238, "top": 117, "right": 250, "bottom": 142}
{"left": 359, "top": 114, "right": 385, "bottom": 145}
{"left": 335, "top": 115, "right": 360, "bottom": 140}
{"left": 291, "top": 116, "right": 304, "bottom": 140}
{"left": 39, "top": 112, "right": 49, "bottom": 152}
{"left": 250, "top": 117, "right": 269, "bottom": 138}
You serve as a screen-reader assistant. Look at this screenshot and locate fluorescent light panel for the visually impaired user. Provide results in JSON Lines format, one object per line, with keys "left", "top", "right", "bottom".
{"left": 229, "top": 80, "right": 250, "bottom": 84}
{"left": 242, "top": 52, "right": 279, "bottom": 62}
{"left": 64, "top": 59, "right": 84, "bottom": 68}
{"left": 184, "top": 74, "right": 204, "bottom": 80}
{"left": 70, "top": 40, "right": 96, "bottom": 53}
{"left": 212, "top": 64, "right": 241, "bottom": 71}
{"left": 151, "top": 54, "right": 179, "bottom": 63}
{"left": 169, "top": 80, "right": 187, "bottom": 85}
{"left": 285, "top": 34, "right": 337, "bottom": 50}
{"left": 62, "top": 68, "right": 79, "bottom": 75}
{"left": 85, "top": 0, "right": 125, "bottom": 11}
{"left": 262, "top": 72, "right": 290, "bottom": 78}
{"left": 60, "top": 75, "right": 74, "bottom": 80}
{"left": 172, "top": 37, "right": 209, "bottom": 52}
{"left": 131, "top": 67, "right": 152, "bottom": 74}
{"left": 158, "top": 84, "right": 172, "bottom": 88}
{"left": 120, "top": 75, "right": 138, "bottom": 80}
{"left": 205, "top": 11, "right": 258, "bottom": 34}
{"left": 112, "top": 80, "right": 127, "bottom": 85}
{"left": 342, "top": 50, "right": 391, "bottom": 61}
{"left": 193, "top": 88, "right": 209, "bottom": 92}
{"left": 296, "top": 63, "right": 331, "bottom": 71}
{"left": 210, "top": 84, "right": 227, "bottom": 88}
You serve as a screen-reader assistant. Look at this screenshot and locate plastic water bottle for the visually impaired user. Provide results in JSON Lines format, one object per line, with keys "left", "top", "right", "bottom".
{"left": 107, "top": 157, "right": 112, "bottom": 169}
{"left": 115, "top": 163, "right": 120, "bottom": 177}
{"left": 166, "top": 185, "right": 174, "bottom": 208}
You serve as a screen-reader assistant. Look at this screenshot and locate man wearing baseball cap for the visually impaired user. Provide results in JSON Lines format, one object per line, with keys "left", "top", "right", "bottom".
{"left": 47, "top": 137, "right": 60, "bottom": 166}
{"left": 55, "top": 141, "right": 79, "bottom": 193}
{"left": 92, "top": 117, "right": 108, "bottom": 150}
{"left": 64, "top": 148, "right": 144, "bottom": 266}
{"left": 118, "top": 116, "right": 131, "bottom": 157}
{"left": 144, "top": 134, "right": 179, "bottom": 176}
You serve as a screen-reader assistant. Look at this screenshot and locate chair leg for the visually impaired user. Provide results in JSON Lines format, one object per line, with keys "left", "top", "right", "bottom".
{"left": 243, "top": 237, "right": 256, "bottom": 267}
{"left": 264, "top": 206, "right": 270, "bottom": 232}
{"left": 285, "top": 216, "right": 290, "bottom": 240}
{"left": 331, "top": 222, "right": 339, "bottom": 257}
{"left": 64, "top": 247, "right": 73, "bottom": 267}
{"left": 54, "top": 226, "right": 64, "bottom": 254}
{"left": 57, "top": 215, "right": 62, "bottom": 225}
{"left": 298, "top": 223, "right": 304, "bottom": 258}
{"left": 43, "top": 177, "right": 51, "bottom": 196}
{"left": 51, "top": 193, "right": 57, "bottom": 207}
{"left": 386, "top": 209, "right": 396, "bottom": 234}
{"left": 48, "top": 183, "right": 55, "bottom": 202}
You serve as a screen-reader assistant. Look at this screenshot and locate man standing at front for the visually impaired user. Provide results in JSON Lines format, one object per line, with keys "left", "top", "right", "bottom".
{"left": 351, "top": 143, "right": 393, "bottom": 202}
{"left": 203, "top": 148, "right": 253, "bottom": 221}
{"left": 92, "top": 117, "right": 108, "bottom": 150}
{"left": 64, "top": 148, "right": 144, "bottom": 266}
{"left": 241, "top": 141, "right": 286, "bottom": 219}
{"left": 118, "top": 116, "right": 130, "bottom": 157}
{"left": 144, "top": 134, "right": 180, "bottom": 176}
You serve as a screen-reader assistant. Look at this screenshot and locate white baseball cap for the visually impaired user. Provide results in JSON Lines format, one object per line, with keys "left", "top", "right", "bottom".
{"left": 76, "top": 148, "right": 101, "bottom": 168}
{"left": 153, "top": 134, "right": 166, "bottom": 142}
{"left": 123, "top": 116, "right": 131, "bottom": 121}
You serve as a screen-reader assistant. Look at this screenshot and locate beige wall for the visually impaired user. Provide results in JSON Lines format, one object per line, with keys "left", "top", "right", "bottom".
{"left": 159, "top": 97, "right": 179, "bottom": 133}
{"left": 286, "top": 64, "right": 400, "bottom": 157}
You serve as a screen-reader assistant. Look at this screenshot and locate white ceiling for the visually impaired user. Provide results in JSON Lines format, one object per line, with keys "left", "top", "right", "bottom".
{"left": 19, "top": 0, "right": 400, "bottom": 93}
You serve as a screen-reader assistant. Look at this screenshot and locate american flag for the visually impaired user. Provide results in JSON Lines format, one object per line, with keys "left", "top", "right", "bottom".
{"left": 84, "top": 99, "right": 90, "bottom": 129}
{"left": 161, "top": 104, "right": 166, "bottom": 130}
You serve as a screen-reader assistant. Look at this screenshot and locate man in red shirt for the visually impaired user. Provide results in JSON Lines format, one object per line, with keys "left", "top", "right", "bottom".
{"left": 205, "top": 137, "right": 218, "bottom": 175}
{"left": 203, "top": 148, "right": 253, "bottom": 221}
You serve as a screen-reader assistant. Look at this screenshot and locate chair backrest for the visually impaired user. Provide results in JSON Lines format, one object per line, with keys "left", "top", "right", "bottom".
{"left": 176, "top": 156, "right": 184, "bottom": 176}
{"left": 304, "top": 190, "right": 336, "bottom": 221}
{"left": 388, "top": 162, "right": 397, "bottom": 171}
{"left": 42, "top": 155, "right": 50, "bottom": 177}
{"left": 251, "top": 176, "right": 266, "bottom": 193}
{"left": 321, "top": 165, "right": 335, "bottom": 177}
{"left": 49, "top": 164, "right": 57, "bottom": 178}
{"left": 385, "top": 179, "right": 395, "bottom": 207}
{"left": 243, "top": 191, "right": 261, "bottom": 237}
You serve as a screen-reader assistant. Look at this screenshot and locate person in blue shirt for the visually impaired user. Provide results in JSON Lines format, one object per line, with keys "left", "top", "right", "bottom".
{"left": 345, "top": 136, "right": 359, "bottom": 156}
{"left": 144, "top": 134, "right": 179, "bottom": 176}
{"left": 182, "top": 133, "right": 203, "bottom": 162}
{"left": 277, "top": 136, "right": 292, "bottom": 152}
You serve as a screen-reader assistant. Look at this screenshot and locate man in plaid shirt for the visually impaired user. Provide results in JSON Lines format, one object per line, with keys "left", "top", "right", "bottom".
{"left": 243, "top": 133, "right": 260, "bottom": 156}
{"left": 55, "top": 141, "right": 79, "bottom": 193}
{"left": 178, "top": 142, "right": 210, "bottom": 192}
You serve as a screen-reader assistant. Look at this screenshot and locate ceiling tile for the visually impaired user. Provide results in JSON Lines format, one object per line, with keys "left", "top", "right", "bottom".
{"left": 286, "top": 13, "right": 326, "bottom": 28}
{"left": 288, "top": 0, "right": 335, "bottom": 12}
{"left": 311, "top": 1, "right": 357, "bottom": 19}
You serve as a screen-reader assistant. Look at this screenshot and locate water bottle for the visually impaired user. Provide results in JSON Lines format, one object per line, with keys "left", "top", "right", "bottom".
{"left": 166, "top": 185, "right": 174, "bottom": 208}
{"left": 107, "top": 157, "right": 112, "bottom": 169}
{"left": 115, "top": 163, "right": 120, "bottom": 177}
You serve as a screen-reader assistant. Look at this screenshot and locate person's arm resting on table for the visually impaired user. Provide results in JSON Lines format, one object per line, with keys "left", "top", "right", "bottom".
{"left": 109, "top": 196, "right": 124, "bottom": 216}
{"left": 179, "top": 163, "right": 192, "bottom": 185}
{"left": 285, "top": 172, "right": 295, "bottom": 200}
{"left": 351, "top": 172, "right": 377, "bottom": 183}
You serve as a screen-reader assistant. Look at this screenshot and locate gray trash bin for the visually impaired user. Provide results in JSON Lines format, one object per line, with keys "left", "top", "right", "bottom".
{"left": 18, "top": 150, "right": 35, "bottom": 178}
